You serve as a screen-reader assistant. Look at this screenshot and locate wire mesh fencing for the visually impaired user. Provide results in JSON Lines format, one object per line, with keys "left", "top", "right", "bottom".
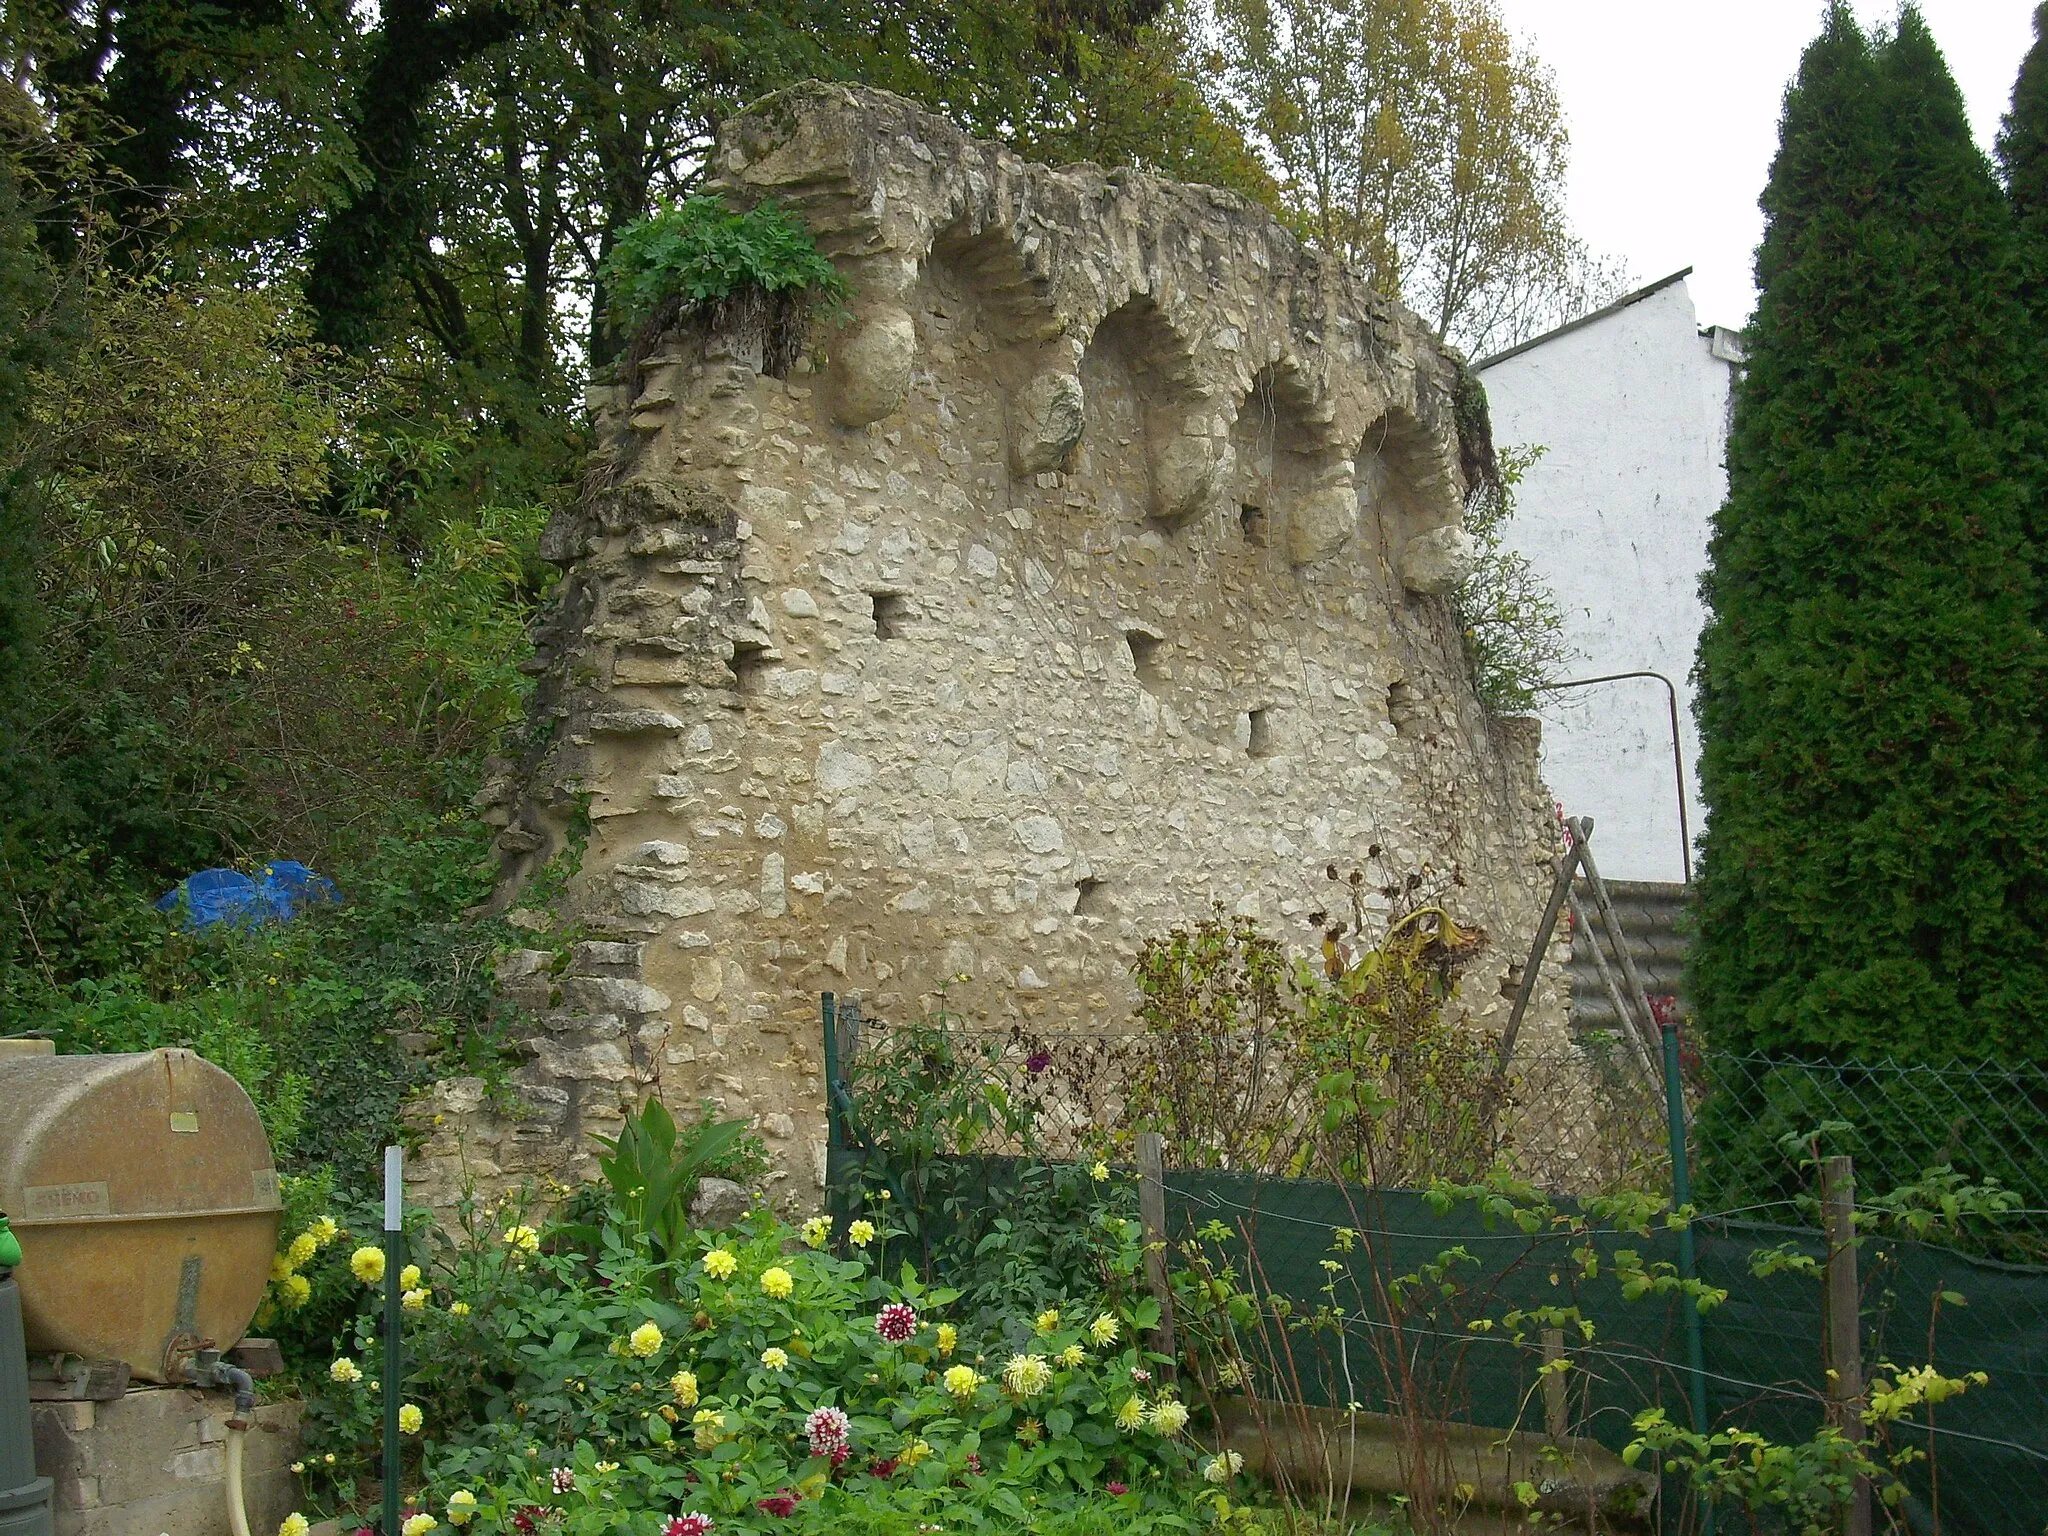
{"left": 1691, "top": 1051, "right": 2048, "bottom": 1262}
{"left": 830, "top": 1008, "right": 1674, "bottom": 1198}
{"left": 822, "top": 996, "right": 2048, "bottom": 1532}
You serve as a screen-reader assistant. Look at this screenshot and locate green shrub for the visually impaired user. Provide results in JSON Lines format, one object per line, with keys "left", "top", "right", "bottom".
{"left": 601, "top": 197, "right": 847, "bottom": 333}
{"left": 1454, "top": 445, "right": 1571, "bottom": 716}
{"left": 35, "top": 811, "right": 521, "bottom": 1189}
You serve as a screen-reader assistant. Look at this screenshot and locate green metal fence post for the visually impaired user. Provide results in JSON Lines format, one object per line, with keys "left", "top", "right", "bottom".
{"left": 381, "top": 1146, "right": 404, "bottom": 1536}
{"left": 821, "top": 992, "right": 840, "bottom": 1150}
{"left": 1661, "top": 1022, "right": 1713, "bottom": 1534}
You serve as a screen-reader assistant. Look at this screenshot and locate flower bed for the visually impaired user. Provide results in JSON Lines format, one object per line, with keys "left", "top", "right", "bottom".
{"left": 278, "top": 1191, "right": 1243, "bottom": 1536}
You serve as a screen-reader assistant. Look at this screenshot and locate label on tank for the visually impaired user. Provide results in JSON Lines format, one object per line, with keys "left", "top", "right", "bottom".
{"left": 170, "top": 1112, "right": 199, "bottom": 1133}
{"left": 24, "top": 1181, "right": 110, "bottom": 1217}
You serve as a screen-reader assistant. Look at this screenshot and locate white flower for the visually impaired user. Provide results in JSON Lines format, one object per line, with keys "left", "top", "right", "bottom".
{"left": 1002, "top": 1353, "right": 1053, "bottom": 1397}
{"left": 1149, "top": 1399, "right": 1189, "bottom": 1435}
{"left": 1203, "top": 1451, "right": 1244, "bottom": 1483}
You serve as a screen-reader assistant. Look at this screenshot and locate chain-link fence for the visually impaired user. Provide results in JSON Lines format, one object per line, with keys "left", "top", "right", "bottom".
{"left": 827, "top": 1009, "right": 1673, "bottom": 1197}
{"left": 822, "top": 995, "right": 2048, "bottom": 1532}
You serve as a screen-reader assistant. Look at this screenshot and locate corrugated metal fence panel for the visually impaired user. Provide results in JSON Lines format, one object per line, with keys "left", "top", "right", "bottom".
{"left": 1568, "top": 879, "right": 1689, "bottom": 1034}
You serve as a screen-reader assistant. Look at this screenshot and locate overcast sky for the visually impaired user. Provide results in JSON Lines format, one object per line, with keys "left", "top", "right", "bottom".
{"left": 1488, "top": 1, "right": 2041, "bottom": 330}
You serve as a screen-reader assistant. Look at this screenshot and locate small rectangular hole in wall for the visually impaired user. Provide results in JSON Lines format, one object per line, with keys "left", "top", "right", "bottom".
{"left": 870, "top": 592, "right": 909, "bottom": 640}
{"left": 1247, "top": 707, "right": 1274, "bottom": 758}
{"left": 1239, "top": 504, "right": 1268, "bottom": 546}
{"left": 1126, "top": 630, "right": 1167, "bottom": 692}
{"left": 1388, "top": 679, "right": 1422, "bottom": 737}
{"left": 1074, "top": 877, "right": 1107, "bottom": 916}
{"left": 731, "top": 645, "right": 771, "bottom": 696}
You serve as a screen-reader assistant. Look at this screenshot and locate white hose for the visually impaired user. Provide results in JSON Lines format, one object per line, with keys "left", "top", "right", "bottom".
{"left": 226, "top": 1426, "right": 253, "bottom": 1536}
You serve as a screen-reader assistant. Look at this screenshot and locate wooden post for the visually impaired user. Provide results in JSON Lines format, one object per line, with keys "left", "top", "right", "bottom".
{"left": 1136, "top": 1132, "right": 1178, "bottom": 1380}
{"left": 1496, "top": 837, "right": 1586, "bottom": 1068}
{"left": 1540, "top": 1327, "right": 1568, "bottom": 1443}
{"left": 1822, "top": 1155, "right": 1871, "bottom": 1536}
{"left": 1572, "top": 818, "right": 1666, "bottom": 1073}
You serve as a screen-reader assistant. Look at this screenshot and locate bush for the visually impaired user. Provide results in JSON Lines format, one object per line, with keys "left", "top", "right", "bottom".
{"left": 33, "top": 811, "right": 522, "bottom": 1188}
{"left": 1453, "top": 445, "right": 1571, "bottom": 716}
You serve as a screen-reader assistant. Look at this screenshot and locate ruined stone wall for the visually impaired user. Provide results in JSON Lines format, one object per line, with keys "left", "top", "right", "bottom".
{"left": 413, "top": 83, "right": 1570, "bottom": 1210}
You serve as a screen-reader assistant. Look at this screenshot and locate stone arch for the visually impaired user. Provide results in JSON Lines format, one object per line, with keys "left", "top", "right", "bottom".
{"left": 1229, "top": 363, "right": 1352, "bottom": 564}
{"left": 911, "top": 219, "right": 1084, "bottom": 475}
{"left": 1073, "top": 295, "right": 1209, "bottom": 524}
{"left": 924, "top": 219, "right": 1063, "bottom": 350}
{"left": 1355, "top": 407, "right": 1470, "bottom": 594}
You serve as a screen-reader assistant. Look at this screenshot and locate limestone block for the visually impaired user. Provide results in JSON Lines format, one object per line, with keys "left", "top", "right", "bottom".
{"left": 1009, "top": 370, "right": 1085, "bottom": 476}
{"left": 827, "top": 306, "right": 916, "bottom": 427}
{"left": 525, "top": 1038, "right": 633, "bottom": 1082}
{"left": 688, "top": 1177, "right": 752, "bottom": 1230}
{"left": 36, "top": 1389, "right": 300, "bottom": 1536}
{"left": 590, "top": 708, "right": 687, "bottom": 735}
{"left": 1400, "top": 525, "right": 1476, "bottom": 595}
{"left": 1287, "top": 483, "right": 1359, "bottom": 566}
{"left": 1151, "top": 432, "right": 1228, "bottom": 524}
{"left": 561, "top": 976, "right": 672, "bottom": 1014}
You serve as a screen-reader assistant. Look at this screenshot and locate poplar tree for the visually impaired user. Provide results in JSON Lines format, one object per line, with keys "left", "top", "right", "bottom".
{"left": 1689, "top": 5, "right": 2048, "bottom": 1062}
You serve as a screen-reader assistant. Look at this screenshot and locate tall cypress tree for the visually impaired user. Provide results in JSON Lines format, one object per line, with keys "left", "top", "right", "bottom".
{"left": 1998, "top": 4, "right": 2048, "bottom": 238}
{"left": 1690, "top": 4, "right": 2048, "bottom": 1063}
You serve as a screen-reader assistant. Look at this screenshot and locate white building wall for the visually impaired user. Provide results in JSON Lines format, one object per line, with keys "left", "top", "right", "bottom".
{"left": 1476, "top": 275, "right": 1737, "bottom": 883}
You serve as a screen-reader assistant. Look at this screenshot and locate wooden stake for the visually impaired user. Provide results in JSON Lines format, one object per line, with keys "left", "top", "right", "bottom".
{"left": 1572, "top": 818, "right": 1666, "bottom": 1075}
{"left": 1497, "top": 837, "right": 1585, "bottom": 1068}
{"left": 1822, "top": 1155, "right": 1871, "bottom": 1536}
{"left": 1137, "top": 1132, "right": 1178, "bottom": 1380}
{"left": 1541, "top": 1327, "right": 1568, "bottom": 1443}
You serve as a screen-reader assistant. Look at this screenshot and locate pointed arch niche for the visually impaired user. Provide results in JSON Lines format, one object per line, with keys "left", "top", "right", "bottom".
{"left": 1355, "top": 407, "right": 1461, "bottom": 559}
{"left": 1231, "top": 365, "right": 1350, "bottom": 563}
{"left": 916, "top": 219, "right": 1082, "bottom": 477}
{"left": 1073, "top": 296, "right": 1204, "bottom": 526}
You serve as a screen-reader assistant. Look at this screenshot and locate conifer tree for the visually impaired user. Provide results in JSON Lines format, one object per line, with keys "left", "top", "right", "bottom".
{"left": 1998, "top": 3, "right": 2048, "bottom": 238}
{"left": 1690, "top": 5, "right": 2048, "bottom": 1062}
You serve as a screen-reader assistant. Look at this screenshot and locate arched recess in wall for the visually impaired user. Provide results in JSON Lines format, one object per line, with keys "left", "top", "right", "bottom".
{"left": 914, "top": 219, "right": 1080, "bottom": 478}
{"left": 1230, "top": 364, "right": 1349, "bottom": 562}
{"left": 1356, "top": 407, "right": 1462, "bottom": 567}
{"left": 1073, "top": 296, "right": 1204, "bottom": 526}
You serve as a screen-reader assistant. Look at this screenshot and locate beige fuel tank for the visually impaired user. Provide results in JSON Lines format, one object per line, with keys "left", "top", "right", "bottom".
{"left": 0, "top": 1048, "right": 281, "bottom": 1382}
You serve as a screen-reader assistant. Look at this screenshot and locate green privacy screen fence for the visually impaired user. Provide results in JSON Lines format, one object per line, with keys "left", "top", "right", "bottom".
{"left": 820, "top": 995, "right": 2048, "bottom": 1533}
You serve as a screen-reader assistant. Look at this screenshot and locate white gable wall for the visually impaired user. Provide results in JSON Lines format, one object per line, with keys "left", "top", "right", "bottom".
{"left": 1477, "top": 276, "right": 1736, "bottom": 883}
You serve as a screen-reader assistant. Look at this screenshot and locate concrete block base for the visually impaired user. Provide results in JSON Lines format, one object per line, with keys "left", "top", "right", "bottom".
{"left": 32, "top": 1387, "right": 301, "bottom": 1536}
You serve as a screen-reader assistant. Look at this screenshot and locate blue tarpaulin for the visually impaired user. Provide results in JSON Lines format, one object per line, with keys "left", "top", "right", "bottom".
{"left": 155, "top": 861, "right": 342, "bottom": 929}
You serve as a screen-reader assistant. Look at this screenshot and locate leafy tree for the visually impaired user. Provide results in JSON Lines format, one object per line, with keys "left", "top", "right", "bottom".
{"left": 1200, "top": 0, "right": 1621, "bottom": 353}
{"left": 303, "top": 0, "right": 530, "bottom": 353}
{"left": 1689, "top": 5, "right": 2048, "bottom": 1063}
{"left": 0, "top": 144, "right": 59, "bottom": 692}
